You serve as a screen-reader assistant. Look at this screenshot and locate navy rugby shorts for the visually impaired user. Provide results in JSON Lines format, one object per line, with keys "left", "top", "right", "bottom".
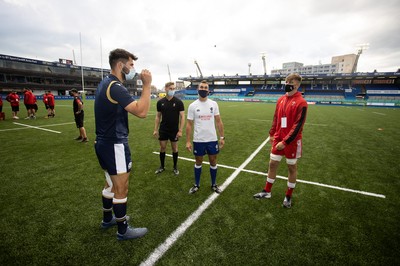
{"left": 193, "top": 141, "right": 219, "bottom": 156}
{"left": 95, "top": 141, "right": 132, "bottom": 175}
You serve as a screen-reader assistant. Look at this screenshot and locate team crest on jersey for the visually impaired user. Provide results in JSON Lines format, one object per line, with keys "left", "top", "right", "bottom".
{"left": 173, "top": 103, "right": 176, "bottom": 107}
{"left": 210, "top": 107, "right": 213, "bottom": 113}
{"left": 196, "top": 109, "right": 200, "bottom": 112}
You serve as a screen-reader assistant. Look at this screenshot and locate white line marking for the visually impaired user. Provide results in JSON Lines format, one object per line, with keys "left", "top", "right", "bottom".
{"left": 0, "top": 122, "right": 74, "bottom": 132}
{"left": 12, "top": 122, "right": 61, "bottom": 134}
{"left": 372, "top": 112, "right": 386, "bottom": 116}
{"left": 141, "top": 138, "right": 270, "bottom": 266}
{"left": 249, "top": 119, "right": 327, "bottom": 126}
{"left": 143, "top": 138, "right": 385, "bottom": 265}
{"left": 153, "top": 154, "right": 386, "bottom": 198}
{"left": 41, "top": 122, "right": 75, "bottom": 127}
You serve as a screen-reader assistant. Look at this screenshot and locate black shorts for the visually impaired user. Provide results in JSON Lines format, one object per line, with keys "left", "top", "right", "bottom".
{"left": 25, "top": 104, "right": 36, "bottom": 110}
{"left": 74, "top": 111, "right": 84, "bottom": 128}
{"left": 159, "top": 130, "right": 179, "bottom": 142}
{"left": 12, "top": 106, "right": 19, "bottom": 112}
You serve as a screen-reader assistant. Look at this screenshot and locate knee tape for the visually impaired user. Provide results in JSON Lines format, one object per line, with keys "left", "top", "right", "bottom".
{"left": 105, "top": 171, "right": 113, "bottom": 189}
{"left": 101, "top": 187, "right": 114, "bottom": 199}
{"left": 102, "top": 187, "right": 114, "bottom": 199}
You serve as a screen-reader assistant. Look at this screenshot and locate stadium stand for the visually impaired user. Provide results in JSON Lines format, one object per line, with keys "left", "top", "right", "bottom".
{"left": 1, "top": 53, "right": 399, "bottom": 107}
{"left": 179, "top": 72, "right": 400, "bottom": 107}
{"left": 0, "top": 53, "right": 143, "bottom": 99}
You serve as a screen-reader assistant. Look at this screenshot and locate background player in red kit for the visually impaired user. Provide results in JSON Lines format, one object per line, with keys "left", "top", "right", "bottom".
{"left": 46, "top": 91, "right": 55, "bottom": 118}
{"left": 23, "top": 89, "right": 37, "bottom": 119}
{"left": 6, "top": 91, "right": 20, "bottom": 119}
{"left": 254, "top": 73, "right": 308, "bottom": 208}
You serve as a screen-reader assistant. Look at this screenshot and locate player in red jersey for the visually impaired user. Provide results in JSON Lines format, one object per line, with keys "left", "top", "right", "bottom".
{"left": 254, "top": 73, "right": 308, "bottom": 208}
{"left": 46, "top": 91, "right": 56, "bottom": 118}
{"left": 23, "top": 89, "right": 37, "bottom": 119}
{"left": 6, "top": 91, "right": 20, "bottom": 119}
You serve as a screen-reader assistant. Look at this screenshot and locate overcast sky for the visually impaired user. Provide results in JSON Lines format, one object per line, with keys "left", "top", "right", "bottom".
{"left": 1, "top": 0, "right": 399, "bottom": 89}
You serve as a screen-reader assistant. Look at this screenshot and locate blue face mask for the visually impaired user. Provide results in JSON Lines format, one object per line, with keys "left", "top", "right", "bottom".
{"left": 198, "top": 90, "right": 208, "bottom": 98}
{"left": 123, "top": 66, "right": 136, "bottom": 80}
{"left": 167, "top": 90, "right": 175, "bottom": 97}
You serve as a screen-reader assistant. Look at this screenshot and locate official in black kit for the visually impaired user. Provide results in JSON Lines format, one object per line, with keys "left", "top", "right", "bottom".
{"left": 153, "top": 82, "right": 185, "bottom": 175}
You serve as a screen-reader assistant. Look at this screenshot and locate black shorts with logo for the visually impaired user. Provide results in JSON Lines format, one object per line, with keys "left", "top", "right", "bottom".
{"left": 158, "top": 129, "right": 179, "bottom": 142}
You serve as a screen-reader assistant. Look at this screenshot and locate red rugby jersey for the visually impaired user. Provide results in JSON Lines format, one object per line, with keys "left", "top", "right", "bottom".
{"left": 269, "top": 91, "right": 308, "bottom": 145}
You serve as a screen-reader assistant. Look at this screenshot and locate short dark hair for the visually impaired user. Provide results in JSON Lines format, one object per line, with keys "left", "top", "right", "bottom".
{"left": 165, "top": 82, "right": 175, "bottom": 89}
{"left": 109, "top": 48, "right": 138, "bottom": 69}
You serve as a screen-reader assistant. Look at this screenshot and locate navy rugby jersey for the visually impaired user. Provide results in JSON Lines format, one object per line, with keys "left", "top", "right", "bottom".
{"left": 94, "top": 75, "right": 136, "bottom": 142}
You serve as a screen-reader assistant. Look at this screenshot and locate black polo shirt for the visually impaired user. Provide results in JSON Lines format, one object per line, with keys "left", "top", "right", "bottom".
{"left": 156, "top": 96, "right": 184, "bottom": 132}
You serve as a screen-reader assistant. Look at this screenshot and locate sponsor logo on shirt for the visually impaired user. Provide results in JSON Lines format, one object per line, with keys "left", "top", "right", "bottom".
{"left": 199, "top": 114, "right": 212, "bottom": 120}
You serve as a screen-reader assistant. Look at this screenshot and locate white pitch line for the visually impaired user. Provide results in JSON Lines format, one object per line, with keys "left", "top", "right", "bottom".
{"left": 141, "top": 138, "right": 270, "bottom": 266}
{"left": 40, "top": 122, "right": 75, "bottom": 127}
{"left": 12, "top": 122, "right": 61, "bottom": 134}
{"left": 0, "top": 122, "right": 74, "bottom": 132}
{"left": 372, "top": 112, "right": 386, "bottom": 116}
{"left": 249, "top": 119, "right": 327, "bottom": 127}
{"left": 153, "top": 153, "right": 386, "bottom": 199}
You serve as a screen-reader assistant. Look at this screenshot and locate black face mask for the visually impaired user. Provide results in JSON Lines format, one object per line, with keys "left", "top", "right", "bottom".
{"left": 198, "top": 90, "right": 209, "bottom": 98}
{"left": 285, "top": 84, "right": 295, "bottom": 92}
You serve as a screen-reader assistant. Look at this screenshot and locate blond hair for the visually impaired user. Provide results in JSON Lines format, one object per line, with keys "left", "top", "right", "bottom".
{"left": 286, "top": 73, "right": 302, "bottom": 83}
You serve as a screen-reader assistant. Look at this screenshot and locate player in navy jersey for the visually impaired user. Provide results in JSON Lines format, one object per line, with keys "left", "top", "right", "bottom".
{"left": 253, "top": 73, "right": 308, "bottom": 208}
{"left": 186, "top": 80, "right": 225, "bottom": 194}
{"left": 153, "top": 82, "right": 185, "bottom": 175}
{"left": 94, "top": 48, "right": 152, "bottom": 240}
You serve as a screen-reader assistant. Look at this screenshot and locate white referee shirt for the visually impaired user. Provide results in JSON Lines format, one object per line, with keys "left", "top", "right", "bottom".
{"left": 187, "top": 98, "right": 220, "bottom": 142}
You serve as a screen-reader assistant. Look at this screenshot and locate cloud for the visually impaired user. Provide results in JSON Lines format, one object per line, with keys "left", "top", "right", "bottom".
{"left": 1, "top": 0, "right": 399, "bottom": 88}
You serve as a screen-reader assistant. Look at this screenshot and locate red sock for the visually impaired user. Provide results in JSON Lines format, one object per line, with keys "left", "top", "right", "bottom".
{"left": 264, "top": 178, "right": 275, "bottom": 192}
{"left": 286, "top": 187, "right": 294, "bottom": 197}
{"left": 286, "top": 182, "right": 296, "bottom": 197}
